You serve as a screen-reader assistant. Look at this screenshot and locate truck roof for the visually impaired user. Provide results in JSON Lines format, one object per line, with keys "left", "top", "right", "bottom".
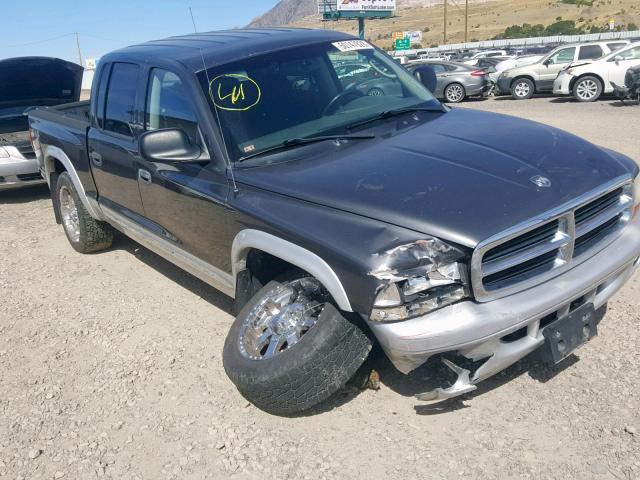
{"left": 105, "top": 28, "right": 355, "bottom": 72}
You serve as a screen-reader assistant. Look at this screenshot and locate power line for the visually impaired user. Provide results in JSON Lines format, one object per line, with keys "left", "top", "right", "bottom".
{"left": 0, "top": 33, "right": 75, "bottom": 49}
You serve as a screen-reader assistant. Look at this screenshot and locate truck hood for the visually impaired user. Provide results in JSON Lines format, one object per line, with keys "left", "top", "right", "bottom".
{"left": 0, "top": 57, "right": 83, "bottom": 134}
{"left": 234, "top": 109, "right": 635, "bottom": 248}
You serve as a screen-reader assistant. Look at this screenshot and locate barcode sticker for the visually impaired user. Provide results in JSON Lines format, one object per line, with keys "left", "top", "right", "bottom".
{"left": 332, "top": 40, "right": 374, "bottom": 52}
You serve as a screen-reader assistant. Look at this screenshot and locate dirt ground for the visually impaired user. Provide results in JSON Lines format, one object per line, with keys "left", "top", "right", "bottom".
{"left": 1, "top": 96, "right": 639, "bottom": 480}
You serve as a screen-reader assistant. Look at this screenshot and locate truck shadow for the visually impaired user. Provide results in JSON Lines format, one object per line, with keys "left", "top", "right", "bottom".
{"left": 0, "top": 185, "right": 49, "bottom": 204}
{"left": 107, "top": 233, "right": 234, "bottom": 315}
{"left": 372, "top": 348, "right": 578, "bottom": 416}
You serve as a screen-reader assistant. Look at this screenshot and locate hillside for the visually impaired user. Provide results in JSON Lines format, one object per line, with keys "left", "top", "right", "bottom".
{"left": 253, "top": 0, "right": 639, "bottom": 48}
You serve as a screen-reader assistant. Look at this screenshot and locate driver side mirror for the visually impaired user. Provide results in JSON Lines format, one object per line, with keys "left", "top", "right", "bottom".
{"left": 139, "top": 129, "right": 201, "bottom": 162}
{"left": 412, "top": 65, "right": 438, "bottom": 92}
{"left": 614, "top": 55, "right": 623, "bottom": 64}
{"left": 542, "top": 59, "right": 551, "bottom": 67}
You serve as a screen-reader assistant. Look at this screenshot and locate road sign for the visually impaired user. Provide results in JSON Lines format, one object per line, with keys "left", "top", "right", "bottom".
{"left": 406, "top": 31, "right": 423, "bottom": 44}
{"left": 337, "top": 0, "right": 395, "bottom": 11}
{"left": 395, "top": 38, "right": 411, "bottom": 50}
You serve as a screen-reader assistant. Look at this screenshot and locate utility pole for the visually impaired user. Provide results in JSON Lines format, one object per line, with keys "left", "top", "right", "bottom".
{"left": 443, "top": 0, "right": 448, "bottom": 44}
{"left": 464, "top": 0, "right": 469, "bottom": 43}
{"left": 75, "top": 32, "right": 83, "bottom": 67}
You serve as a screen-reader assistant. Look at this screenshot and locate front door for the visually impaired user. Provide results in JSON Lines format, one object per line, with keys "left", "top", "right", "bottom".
{"left": 88, "top": 62, "right": 145, "bottom": 217}
{"left": 136, "top": 67, "right": 232, "bottom": 272}
{"left": 537, "top": 47, "right": 576, "bottom": 90}
{"left": 606, "top": 45, "right": 640, "bottom": 88}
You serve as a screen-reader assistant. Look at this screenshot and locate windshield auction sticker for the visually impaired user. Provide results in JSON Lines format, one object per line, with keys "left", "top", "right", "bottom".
{"left": 209, "top": 73, "right": 261, "bottom": 111}
{"left": 332, "top": 40, "right": 374, "bottom": 52}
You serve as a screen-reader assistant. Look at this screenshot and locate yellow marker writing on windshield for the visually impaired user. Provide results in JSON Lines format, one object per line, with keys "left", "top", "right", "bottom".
{"left": 210, "top": 74, "right": 261, "bottom": 112}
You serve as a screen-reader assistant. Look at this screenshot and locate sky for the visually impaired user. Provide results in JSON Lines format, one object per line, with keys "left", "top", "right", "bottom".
{"left": 0, "top": 0, "right": 280, "bottom": 64}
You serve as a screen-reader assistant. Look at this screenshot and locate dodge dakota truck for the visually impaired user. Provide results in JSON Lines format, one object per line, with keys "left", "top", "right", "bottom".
{"left": 28, "top": 29, "right": 640, "bottom": 415}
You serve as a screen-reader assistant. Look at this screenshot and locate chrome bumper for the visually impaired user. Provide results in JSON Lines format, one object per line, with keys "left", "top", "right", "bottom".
{"left": 553, "top": 74, "right": 572, "bottom": 95}
{"left": 0, "top": 153, "right": 44, "bottom": 191}
{"left": 368, "top": 212, "right": 640, "bottom": 386}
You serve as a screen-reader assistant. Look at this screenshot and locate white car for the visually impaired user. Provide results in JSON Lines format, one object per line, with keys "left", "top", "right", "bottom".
{"left": 554, "top": 42, "right": 640, "bottom": 102}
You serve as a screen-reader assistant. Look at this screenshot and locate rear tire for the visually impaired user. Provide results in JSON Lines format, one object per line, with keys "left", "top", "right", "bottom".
{"left": 223, "top": 272, "right": 372, "bottom": 415}
{"left": 511, "top": 78, "right": 535, "bottom": 100}
{"left": 56, "top": 172, "right": 114, "bottom": 253}
{"left": 444, "top": 83, "right": 466, "bottom": 103}
{"left": 573, "top": 76, "right": 602, "bottom": 102}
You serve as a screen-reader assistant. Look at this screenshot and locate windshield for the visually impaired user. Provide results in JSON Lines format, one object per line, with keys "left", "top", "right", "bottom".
{"left": 197, "top": 40, "right": 438, "bottom": 161}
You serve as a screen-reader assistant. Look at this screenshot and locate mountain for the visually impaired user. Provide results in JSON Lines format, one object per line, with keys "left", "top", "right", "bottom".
{"left": 248, "top": 0, "right": 317, "bottom": 28}
{"left": 248, "top": 0, "right": 639, "bottom": 47}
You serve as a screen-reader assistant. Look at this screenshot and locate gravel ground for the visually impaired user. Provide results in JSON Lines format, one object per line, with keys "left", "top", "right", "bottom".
{"left": 1, "top": 96, "right": 639, "bottom": 480}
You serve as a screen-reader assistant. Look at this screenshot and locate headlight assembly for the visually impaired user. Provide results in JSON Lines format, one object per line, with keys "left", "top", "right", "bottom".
{"left": 369, "top": 238, "right": 469, "bottom": 322}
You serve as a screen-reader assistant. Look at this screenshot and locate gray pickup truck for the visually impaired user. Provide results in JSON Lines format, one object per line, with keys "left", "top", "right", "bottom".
{"left": 28, "top": 29, "right": 640, "bottom": 415}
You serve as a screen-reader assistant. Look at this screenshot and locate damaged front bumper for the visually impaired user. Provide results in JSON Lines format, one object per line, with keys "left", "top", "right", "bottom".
{"left": 367, "top": 214, "right": 640, "bottom": 401}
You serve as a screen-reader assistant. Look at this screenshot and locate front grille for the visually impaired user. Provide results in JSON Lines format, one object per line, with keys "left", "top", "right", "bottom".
{"left": 15, "top": 141, "right": 36, "bottom": 159}
{"left": 472, "top": 180, "right": 634, "bottom": 301}
{"left": 17, "top": 173, "right": 42, "bottom": 182}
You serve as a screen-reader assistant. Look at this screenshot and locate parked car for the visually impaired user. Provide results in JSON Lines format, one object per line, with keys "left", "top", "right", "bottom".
{"left": 29, "top": 29, "right": 640, "bottom": 415}
{"left": 463, "top": 50, "right": 509, "bottom": 65}
{"left": 612, "top": 64, "right": 640, "bottom": 104}
{"left": 553, "top": 42, "right": 640, "bottom": 102}
{"left": 489, "top": 55, "right": 544, "bottom": 86}
{"left": 0, "top": 57, "right": 83, "bottom": 191}
{"left": 497, "top": 41, "right": 630, "bottom": 100}
{"left": 406, "top": 60, "right": 491, "bottom": 103}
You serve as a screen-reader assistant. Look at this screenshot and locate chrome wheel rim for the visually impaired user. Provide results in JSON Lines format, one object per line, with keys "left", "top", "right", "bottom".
{"left": 238, "top": 278, "right": 328, "bottom": 360}
{"left": 577, "top": 80, "right": 598, "bottom": 100}
{"left": 59, "top": 185, "right": 80, "bottom": 243}
{"left": 446, "top": 84, "right": 464, "bottom": 102}
{"left": 514, "top": 81, "right": 530, "bottom": 97}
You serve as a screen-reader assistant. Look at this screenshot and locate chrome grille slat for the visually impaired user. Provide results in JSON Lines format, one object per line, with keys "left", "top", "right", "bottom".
{"left": 575, "top": 196, "right": 631, "bottom": 238}
{"left": 471, "top": 177, "right": 634, "bottom": 302}
{"left": 482, "top": 231, "right": 570, "bottom": 276}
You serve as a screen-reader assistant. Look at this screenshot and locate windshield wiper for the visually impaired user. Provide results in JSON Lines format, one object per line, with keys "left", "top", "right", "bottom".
{"left": 237, "top": 134, "right": 375, "bottom": 162}
{"left": 346, "top": 106, "right": 446, "bottom": 131}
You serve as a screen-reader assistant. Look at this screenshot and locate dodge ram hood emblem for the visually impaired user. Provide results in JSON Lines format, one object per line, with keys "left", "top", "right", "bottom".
{"left": 530, "top": 175, "right": 551, "bottom": 188}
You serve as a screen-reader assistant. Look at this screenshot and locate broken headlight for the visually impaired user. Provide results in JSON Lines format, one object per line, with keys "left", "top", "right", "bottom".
{"left": 369, "top": 239, "right": 469, "bottom": 322}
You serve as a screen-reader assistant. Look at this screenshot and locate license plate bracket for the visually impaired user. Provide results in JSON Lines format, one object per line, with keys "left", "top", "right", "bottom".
{"left": 541, "top": 303, "right": 597, "bottom": 365}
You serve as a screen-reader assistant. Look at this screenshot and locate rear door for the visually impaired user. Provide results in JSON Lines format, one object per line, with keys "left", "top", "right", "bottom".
{"left": 88, "top": 62, "right": 145, "bottom": 217}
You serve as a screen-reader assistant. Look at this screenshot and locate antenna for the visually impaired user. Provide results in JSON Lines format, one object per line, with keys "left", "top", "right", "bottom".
{"left": 188, "top": 6, "right": 239, "bottom": 194}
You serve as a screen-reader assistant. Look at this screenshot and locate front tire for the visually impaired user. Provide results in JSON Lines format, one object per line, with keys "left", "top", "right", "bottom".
{"left": 573, "top": 76, "right": 602, "bottom": 102}
{"left": 511, "top": 78, "right": 535, "bottom": 100}
{"left": 444, "top": 83, "right": 466, "bottom": 103}
{"left": 56, "top": 172, "right": 114, "bottom": 253}
{"left": 223, "top": 273, "right": 372, "bottom": 415}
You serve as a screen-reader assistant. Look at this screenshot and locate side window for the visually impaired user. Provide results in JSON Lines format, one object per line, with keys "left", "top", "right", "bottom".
{"left": 431, "top": 64, "right": 446, "bottom": 73}
{"left": 578, "top": 45, "right": 603, "bottom": 60}
{"left": 145, "top": 69, "right": 199, "bottom": 145}
{"left": 548, "top": 47, "right": 576, "bottom": 65}
{"left": 104, "top": 63, "right": 139, "bottom": 136}
{"left": 607, "top": 43, "right": 626, "bottom": 52}
{"left": 94, "top": 64, "right": 110, "bottom": 129}
{"left": 616, "top": 46, "right": 640, "bottom": 60}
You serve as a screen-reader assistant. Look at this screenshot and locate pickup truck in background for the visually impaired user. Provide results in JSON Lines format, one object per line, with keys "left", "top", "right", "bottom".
{"left": 29, "top": 29, "right": 640, "bottom": 415}
{"left": 0, "top": 57, "right": 83, "bottom": 190}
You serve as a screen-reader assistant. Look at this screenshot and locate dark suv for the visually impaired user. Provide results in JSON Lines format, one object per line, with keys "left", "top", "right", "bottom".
{"left": 28, "top": 29, "right": 640, "bottom": 415}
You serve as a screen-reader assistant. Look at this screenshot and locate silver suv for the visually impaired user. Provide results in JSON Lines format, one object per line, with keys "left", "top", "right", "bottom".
{"left": 497, "top": 41, "right": 629, "bottom": 100}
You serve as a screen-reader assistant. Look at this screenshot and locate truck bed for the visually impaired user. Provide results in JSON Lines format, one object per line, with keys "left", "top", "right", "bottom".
{"left": 31, "top": 100, "right": 90, "bottom": 131}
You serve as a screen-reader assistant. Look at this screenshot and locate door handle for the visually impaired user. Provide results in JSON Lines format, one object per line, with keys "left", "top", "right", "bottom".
{"left": 138, "top": 169, "right": 152, "bottom": 184}
{"left": 90, "top": 151, "right": 102, "bottom": 167}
